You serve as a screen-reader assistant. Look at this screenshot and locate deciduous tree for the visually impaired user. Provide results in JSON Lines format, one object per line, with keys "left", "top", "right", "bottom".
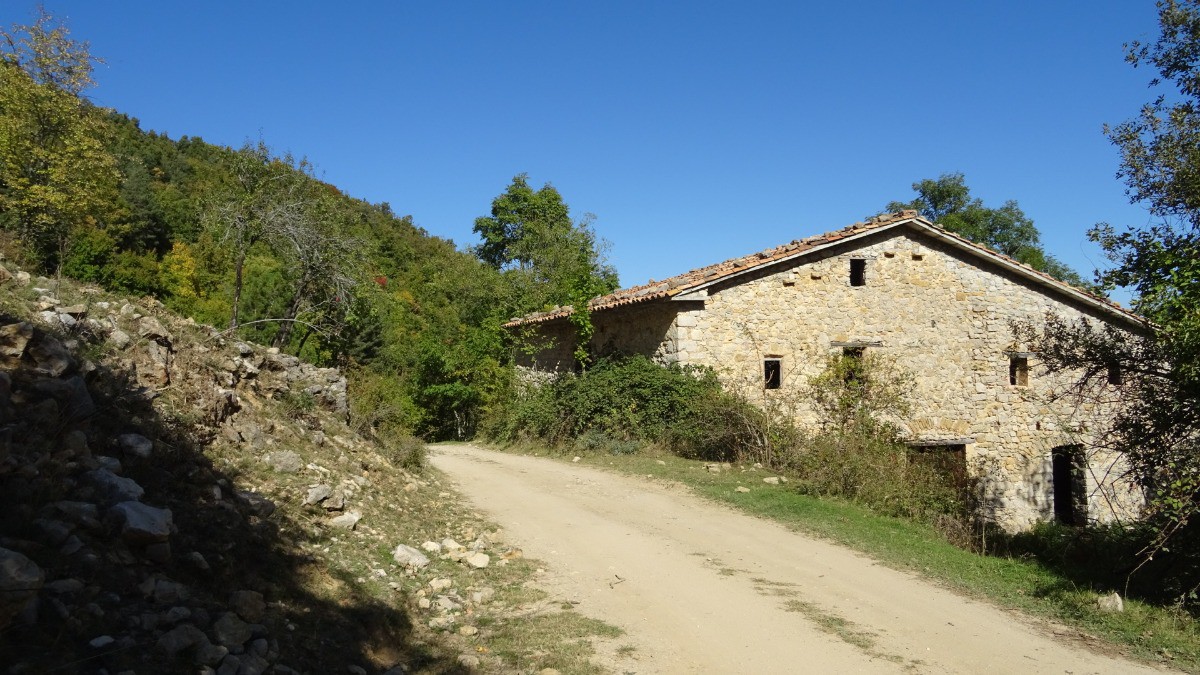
{"left": 473, "top": 174, "right": 619, "bottom": 364}
{"left": 0, "top": 8, "right": 118, "bottom": 270}
{"left": 204, "top": 141, "right": 312, "bottom": 329}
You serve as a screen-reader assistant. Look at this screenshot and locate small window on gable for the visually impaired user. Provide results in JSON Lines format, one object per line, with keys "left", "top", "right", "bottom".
{"left": 1107, "top": 362, "right": 1123, "bottom": 386}
{"left": 1010, "top": 356, "right": 1029, "bottom": 387}
{"left": 850, "top": 258, "right": 866, "bottom": 287}
{"left": 764, "top": 358, "right": 782, "bottom": 390}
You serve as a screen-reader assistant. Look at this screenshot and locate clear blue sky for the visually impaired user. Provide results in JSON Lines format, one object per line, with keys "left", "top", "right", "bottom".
{"left": 3, "top": 2, "right": 1165, "bottom": 303}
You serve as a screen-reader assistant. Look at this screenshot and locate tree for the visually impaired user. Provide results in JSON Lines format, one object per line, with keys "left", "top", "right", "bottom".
{"left": 0, "top": 8, "right": 119, "bottom": 270}
{"left": 472, "top": 174, "right": 618, "bottom": 298}
{"left": 1, "top": 6, "right": 97, "bottom": 96}
{"left": 473, "top": 174, "right": 619, "bottom": 364}
{"left": 1016, "top": 0, "right": 1200, "bottom": 604}
{"left": 268, "top": 190, "right": 360, "bottom": 350}
{"left": 886, "top": 174, "right": 1092, "bottom": 289}
{"left": 203, "top": 141, "right": 313, "bottom": 329}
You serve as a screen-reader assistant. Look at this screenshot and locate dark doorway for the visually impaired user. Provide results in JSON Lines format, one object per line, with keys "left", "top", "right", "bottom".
{"left": 1051, "top": 445, "right": 1087, "bottom": 525}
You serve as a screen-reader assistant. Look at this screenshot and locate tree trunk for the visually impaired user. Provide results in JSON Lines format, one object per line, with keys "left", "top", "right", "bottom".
{"left": 273, "top": 277, "right": 310, "bottom": 349}
{"left": 230, "top": 250, "right": 246, "bottom": 329}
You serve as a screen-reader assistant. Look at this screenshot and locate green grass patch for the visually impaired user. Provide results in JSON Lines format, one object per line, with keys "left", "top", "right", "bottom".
{"left": 486, "top": 611, "right": 622, "bottom": 674}
{"left": 559, "top": 449, "right": 1200, "bottom": 672}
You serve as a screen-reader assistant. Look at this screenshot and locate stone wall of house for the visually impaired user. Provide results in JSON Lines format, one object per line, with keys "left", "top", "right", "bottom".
{"left": 593, "top": 302, "right": 686, "bottom": 362}
{"left": 513, "top": 321, "right": 577, "bottom": 373}
{"left": 512, "top": 301, "right": 684, "bottom": 373}
{"left": 667, "top": 229, "right": 1141, "bottom": 531}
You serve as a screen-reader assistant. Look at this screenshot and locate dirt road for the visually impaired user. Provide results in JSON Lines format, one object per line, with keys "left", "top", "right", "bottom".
{"left": 430, "top": 445, "right": 1164, "bottom": 674}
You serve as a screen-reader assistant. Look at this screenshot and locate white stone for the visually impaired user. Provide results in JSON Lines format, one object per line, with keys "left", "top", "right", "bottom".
{"left": 392, "top": 544, "right": 430, "bottom": 569}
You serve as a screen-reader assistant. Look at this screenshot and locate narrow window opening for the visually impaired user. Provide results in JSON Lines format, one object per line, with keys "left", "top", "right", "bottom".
{"left": 763, "top": 358, "right": 782, "bottom": 390}
{"left": 849, "top": 258, "right": 866, "bottom": 286}
{"left": 1010, "top": 356, "right": 1029, "bottom": 387}
{"left": 1107, "top": 362, "right": 1123, "bottom": 386}
{"left": 1051, "top": 445, "right": 1087, "bottom": 526}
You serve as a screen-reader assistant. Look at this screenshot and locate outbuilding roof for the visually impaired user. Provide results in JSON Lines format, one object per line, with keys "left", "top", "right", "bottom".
{"left": 504, "top": 210, "right": 1142, "bottom": 328}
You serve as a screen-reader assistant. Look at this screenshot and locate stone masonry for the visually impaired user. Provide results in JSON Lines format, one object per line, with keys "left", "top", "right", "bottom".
{"left": 509, "top": 213, "right": 1146, "bottom": 532}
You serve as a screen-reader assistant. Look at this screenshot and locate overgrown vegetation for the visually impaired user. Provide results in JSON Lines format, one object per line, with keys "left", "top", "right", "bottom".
{"left": 0, "top": 9, "right": 625, "bottom": 445}
{"left": 490, "top": 351, "right": 974, "bottom": 530}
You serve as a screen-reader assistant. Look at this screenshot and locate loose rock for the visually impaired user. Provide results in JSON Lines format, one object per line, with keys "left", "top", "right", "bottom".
{"left": 303, "top": 484, "right": 332, "bottom": 505}
{"left": 1097, "top": 591, "right": 1124, "bottom": 613}
{"left": 157, "top": 623, "right": 207, "bottom": 657}
{"left": 212, "top": 611, "right": 253, "bottom": 649}
{"left": 117, "top": 433, "right": 153, "bottom": 458}
{"left": 265, "top": 450, "right": 302, "bottom": 474}
{"left": 329, "top": 511, "right": 361, "bottom": 529}
{"left": 229, "top": 590, "right": 266, "bottom": 623}
{"left": 108, "top": 501, "right": 173, "bottom": 544}
{"left": 85, "top": 469, "right": 144, "bottom": 506}
{"left": 392, "top": 544, "right": 430, "bottom": 569}
{"left": 89, "top": 635, "right": 115, "bottom": 648}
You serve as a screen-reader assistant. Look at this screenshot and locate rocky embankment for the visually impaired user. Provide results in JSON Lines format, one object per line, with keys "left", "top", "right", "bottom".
{"left": 0, "top": 267, "right": 545, "bottom": 674}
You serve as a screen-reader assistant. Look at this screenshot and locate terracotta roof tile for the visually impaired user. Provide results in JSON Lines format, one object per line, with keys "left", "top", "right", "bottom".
{"left": 503, "top": 210, "right": 1140, "bottom": 327}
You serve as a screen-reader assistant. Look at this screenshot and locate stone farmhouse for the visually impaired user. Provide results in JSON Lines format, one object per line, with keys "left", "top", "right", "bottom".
{"left": 506, "top": 210, "right": 1148, "bottom": 531}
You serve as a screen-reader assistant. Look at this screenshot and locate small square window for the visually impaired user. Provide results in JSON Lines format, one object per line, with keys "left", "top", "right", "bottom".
{"left": 1010, "top": 356, "right": 1029, "bottom": 387}
{"left": 764, "top": 358, "right": 782, "bottom": 389}
{"left": 850, "top": 259, "right": 866, "bottom": 286}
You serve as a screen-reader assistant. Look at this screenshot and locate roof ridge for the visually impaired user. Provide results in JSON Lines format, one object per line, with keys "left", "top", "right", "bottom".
{"left": 503, "top": 210, "right": 1138, "bottom": 327}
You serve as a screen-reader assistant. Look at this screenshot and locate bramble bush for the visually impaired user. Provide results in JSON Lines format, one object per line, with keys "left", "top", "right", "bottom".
{"left": 488, "top": 355, "right": 726, "bottom": 450}
{"left": 490, "top": 352, "right": 973, "bottom": 529}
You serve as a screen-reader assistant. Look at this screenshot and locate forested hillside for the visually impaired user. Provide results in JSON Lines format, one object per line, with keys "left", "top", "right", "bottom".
{"left": 0, "top": 10, "right": 615, "bottom": 442}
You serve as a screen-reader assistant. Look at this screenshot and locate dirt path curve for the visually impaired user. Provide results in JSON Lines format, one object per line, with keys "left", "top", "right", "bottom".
{"left": 430, "top": 445, "right": 1165, "bottom": 674}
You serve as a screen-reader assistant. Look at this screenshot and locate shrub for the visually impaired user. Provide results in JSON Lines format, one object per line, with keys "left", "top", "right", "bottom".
{"left": 807, "top": 350, "right": 913, "bottom": 433}
{"left": 348, "top": 369, "right": 422, "bottom": 440}
{"left": 108, "top": 250, "right": 164, "bottom": 296}
{"left": 785, "top": 426, "right": 970, "bottom": 522}
{"left": 665, "top": 387, "right": 798, "bottom": 463}
{"left": 61, "top": 225, "right": 115, "bottom": 284}
{"left": 489, "top": 355, "right": 726, "bottom": 451}
{"left": 574, "top": 429, "right": 641, "bottom": 456}
{"left": 378, "top": 433, "right": 427, "bottom": 470}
